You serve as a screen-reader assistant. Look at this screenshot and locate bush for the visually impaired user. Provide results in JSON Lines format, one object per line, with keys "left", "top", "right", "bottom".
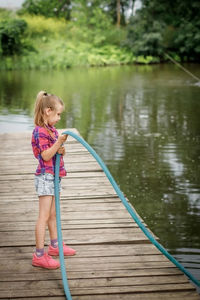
{"left": 125, "top": 13, "right": 165, "bottom": 57}
{"left": 173, "top": 20, "right": 200, "bottom": 61}
{"left": 0, "top": 18, "right": 28, "bottom": 56}
{"left": 22, "top": 14, "right": 67, "bottom": 37}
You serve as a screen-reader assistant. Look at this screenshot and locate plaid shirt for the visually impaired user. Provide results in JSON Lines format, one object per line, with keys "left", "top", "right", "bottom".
{"left": 31, "top": 125, "right": 66, "bottom": 177}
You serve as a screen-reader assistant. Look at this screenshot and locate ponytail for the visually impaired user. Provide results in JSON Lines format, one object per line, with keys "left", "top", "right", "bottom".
{"left": 34, "top": 91, "right": 64, "bottom": 126}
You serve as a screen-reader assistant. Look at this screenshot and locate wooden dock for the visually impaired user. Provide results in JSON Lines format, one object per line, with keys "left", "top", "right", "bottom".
{"left": 0, "top": 129, "right": 199, "bottom": 300}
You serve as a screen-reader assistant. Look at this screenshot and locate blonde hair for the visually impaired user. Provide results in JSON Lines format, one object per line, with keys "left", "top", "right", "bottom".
{"left": 34, "top": 91, "right": 64, "bottom": 126}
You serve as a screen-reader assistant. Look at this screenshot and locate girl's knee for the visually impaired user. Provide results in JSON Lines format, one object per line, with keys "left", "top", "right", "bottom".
{"left": 38, "top": 213, "right": 50, "bottom": 224}
{"left": 49, "top": 211, "right": 56, "bottom": 221}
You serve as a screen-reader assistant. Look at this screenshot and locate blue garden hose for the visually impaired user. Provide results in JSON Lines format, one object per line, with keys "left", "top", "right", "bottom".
{"left": 54, "top": 153, "right": 72, "bottom": 300}
{"left": 55, "top": 130, "right": 200, "bottom": 299}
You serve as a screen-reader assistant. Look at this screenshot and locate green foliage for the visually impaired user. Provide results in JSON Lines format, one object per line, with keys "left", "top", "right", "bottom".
{"left": 105, "top": 0, "right": 130, "bottom": 25}
{"left": 1, "top": 0, "right": 199, "bottom": 68}
{"left": 20, "top": 0, "right": 71, "bottom": 20}
{"left": 0, "top": 39, "right": 137, "bottom": 70}
{"left": 172, "top": 20, "right": 200, "bottom": 61}
{"left": 0, "top": 8, "right": 162, "bottom": 70}
{"left": 125, "top": 13, "right": 165, "bottom": 57}
{"left": 19, "top": 0, "right": 131, "bottom": 26}
{"left": 85, "top": 7, "right": 112, "bottom": 31}
{"left": 0, "top": 8, "right": 13, "bottom": 19}
{"left": 64, "top": 3, "right": 127, "bottom": 48}
{"left": 67, "top": 23, "right": 126, "bottom": 48}
{"left": 0, "top": 18, "right": 29, "bottom": 56}
{"left": 125, "top": 0, "right": 200, "bottom": 61}
{"left": 22, "top": 14, "right": 67, "bottom": 37}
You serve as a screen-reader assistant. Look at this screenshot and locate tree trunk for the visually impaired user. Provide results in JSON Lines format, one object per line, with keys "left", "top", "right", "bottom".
{"left": 117, "top": 0, "right": 121, "bottom": 27}
{"left": 131, "top": 0, "right": 136, "bottom": 16}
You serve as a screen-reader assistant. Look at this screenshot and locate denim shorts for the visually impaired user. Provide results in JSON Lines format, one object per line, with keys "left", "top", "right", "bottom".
{"left": 34, "top": 173, "right": 62, "bottom": 196}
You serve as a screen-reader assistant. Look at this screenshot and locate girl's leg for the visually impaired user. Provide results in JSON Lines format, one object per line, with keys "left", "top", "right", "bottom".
{"left": 47, "top": 196, "right": 76, "bottom": 256}
{"left": 35, "top": 195, "right": 53, "bottom": 249}
{"left": 48, "top": 196, "right": 57, "bottom": 241}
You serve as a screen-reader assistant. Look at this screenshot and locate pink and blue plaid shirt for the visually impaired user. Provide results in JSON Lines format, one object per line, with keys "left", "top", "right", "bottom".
{"left": 31, "top": 125, "right": 66, "bottom": 177}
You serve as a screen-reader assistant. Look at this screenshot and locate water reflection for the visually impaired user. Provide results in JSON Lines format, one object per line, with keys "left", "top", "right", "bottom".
{"left": 0, "top": 113, "right": 33, "bottom": 132}
{"left": 0, "top": 64, "right": 200, "bottom": 284}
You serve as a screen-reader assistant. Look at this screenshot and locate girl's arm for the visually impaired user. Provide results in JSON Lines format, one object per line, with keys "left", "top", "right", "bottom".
{"left": 41, "top": 135, "right": 67, "bottom": 161}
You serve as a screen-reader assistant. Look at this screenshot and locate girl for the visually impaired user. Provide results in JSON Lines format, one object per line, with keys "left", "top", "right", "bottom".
{"left": 31, "top": 91, "right": 76, "bottom": 269}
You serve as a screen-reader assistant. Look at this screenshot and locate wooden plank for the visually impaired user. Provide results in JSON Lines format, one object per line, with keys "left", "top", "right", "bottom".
{"left": 0, "top": 182, "right": 114, "bottom": 192}
{"left": 0, "top": 177, "right": 112, "bottom": 186}
{"left": 0, "top": 276, "right": 191, "bottom": 291}
{"left": 0, "top": 171, "right": 106, "bottom": 181}
{"left": 0, "top": 230, "right": 153, "bottom": 246}
{"left": 0, "top": 202, "right": 126, "bottom": 212}
{"left": 0, "top": 197, "right": 122, "bottom": 208}
{"left": 0, "top": 157, "right": 97, "bottom": 166}
{"left": 0, "top": 253, "right": 169, "bottom": 266}
{"left": 0, "top": 259, "right": 177, "bottom": 273}
{"left": 0, "top": 227, "right": 150, "bottom": 237}
{"left": 0, "top": 221, "right": 138, "bottom": 232}
{"left": 0, "top": 194, "right": 119, "bottom": 201}
{"left": 0, "top": 210, "right": 134, "bottom": 222}
{"left": 72, "top": 292, "right": 200, "bottom": 300}
{"left": 0, "top": 241, "right": 165, "bottom": 256}
{"left": 0, "top": 281, "right": 196, "bottom": 299}
{"left": 0, "top": 190, "right": 115, "bottom": 198}
{"left": 0, "top": 244, "right": 164, "bottom": 258}
{"left": 0, "top": 162, "right": 102, "bottom": 174}
{"left": 2, "top": 260, "right": 178, "bottom": 275}
{"left": 0, "top": 159, "right": 101, "bottom": 168}
{"left": 0, "top": 268, "right": 184, "bottom": 282}
{"left": 9, "top": 293, "right": 200, "bottom": 300}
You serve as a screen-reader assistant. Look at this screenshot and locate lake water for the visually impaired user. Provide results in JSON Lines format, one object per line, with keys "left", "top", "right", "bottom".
{"left": 0, "top": 64, "right": 200, "bottom": 288}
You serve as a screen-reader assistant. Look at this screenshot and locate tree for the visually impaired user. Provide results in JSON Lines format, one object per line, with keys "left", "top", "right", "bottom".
{"left": 116, "top": 0, "right": 121, "bottom": 27}
{"left": 125, "top": 0, "right": 200, "bottom": 61}
{"left": 20, "top": 0, "right": 72, "bottom": 20}
{"left": 125, "top": 11, "right": 165, "bottom": 57}
{"left": 105, "top": 0, "right": 130, "bottom": 26}
{"left": 0, "top": 19, "right": 28, "bottom": 56}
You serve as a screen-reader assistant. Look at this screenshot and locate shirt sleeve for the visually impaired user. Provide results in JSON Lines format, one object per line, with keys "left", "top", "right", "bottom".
{"left": 37, "top": 127, "right": 50, "bottom": 152}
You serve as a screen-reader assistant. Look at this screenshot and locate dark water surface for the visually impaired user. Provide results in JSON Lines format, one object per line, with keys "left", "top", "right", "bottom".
{"left": 0, "top": 64, "right": 200, "bottom": 287}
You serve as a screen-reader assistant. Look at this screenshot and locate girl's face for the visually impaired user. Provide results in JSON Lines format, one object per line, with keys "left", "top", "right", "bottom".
{"left": 45, "top": 103, "right": 64, "bottom": 126}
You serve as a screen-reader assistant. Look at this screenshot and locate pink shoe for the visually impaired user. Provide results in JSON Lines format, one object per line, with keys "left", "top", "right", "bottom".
{"left": 48, "top": 242, "right": 76, "bottom": 256}
{"left": 32, "top": 252, "right": 60, "bottom": 269}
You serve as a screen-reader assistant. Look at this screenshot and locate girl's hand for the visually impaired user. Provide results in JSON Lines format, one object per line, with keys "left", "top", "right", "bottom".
{"left": 58, "top": 134, "right": 68, "bottom": 145}
{"left": 41, "top": 134, "right": 67, "bottom": 161}
{"left": 57, "top": 146, "right": 65, "bottom": 156}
